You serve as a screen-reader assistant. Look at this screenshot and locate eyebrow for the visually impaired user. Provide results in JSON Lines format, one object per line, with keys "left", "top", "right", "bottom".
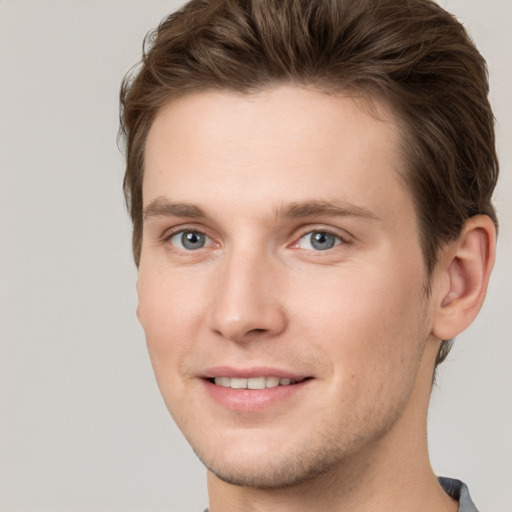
{"left": 143, "top": 197, "right": 379, "bottom": 222}
{"left": 277, "top": 200, "right": 379, "bottom": 221}
{"left": 143, "top": 197, "right": 208, "bottom": 220}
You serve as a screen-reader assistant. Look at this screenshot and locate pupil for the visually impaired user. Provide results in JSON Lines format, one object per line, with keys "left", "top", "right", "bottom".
{"left": 182, "top": 231, "right": 204, "bottom": 249}
{"left": 311, "top": 231, "right": 335, "bottom": 250}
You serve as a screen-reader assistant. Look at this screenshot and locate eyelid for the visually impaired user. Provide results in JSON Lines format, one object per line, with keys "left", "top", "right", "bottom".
{"left": 159, "top": 223, "right": 352, "bottom": 252}
{"left": 162, "top": 224, "right": 218, "bottom": 251}
{"left": 290, "top": 225, "right": 353, "bottom": 248}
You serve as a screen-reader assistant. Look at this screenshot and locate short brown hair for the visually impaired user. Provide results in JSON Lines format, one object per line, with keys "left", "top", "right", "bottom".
{"left": 119, "top": 0, "right": 498, "bottom": 363}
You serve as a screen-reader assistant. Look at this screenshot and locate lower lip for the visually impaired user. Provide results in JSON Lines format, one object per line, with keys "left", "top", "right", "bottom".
{"left": 201, "top": 379, "right": 311, "bottom": 412}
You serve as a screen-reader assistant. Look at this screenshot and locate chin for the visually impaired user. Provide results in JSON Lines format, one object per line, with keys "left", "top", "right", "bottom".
{"left": 192, "top": 434, "right": 354, "bottom": 490}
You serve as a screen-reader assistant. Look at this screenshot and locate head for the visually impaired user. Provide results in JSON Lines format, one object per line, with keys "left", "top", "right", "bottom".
{"left": 120, "top": 0, "right": 498, "bottom": 366}
{"left": 119, "top": 0, "right": 498, "bottom": 493}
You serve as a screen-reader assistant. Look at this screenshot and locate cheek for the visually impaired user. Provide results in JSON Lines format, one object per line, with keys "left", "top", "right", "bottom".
{"left": 136, "top": 267, "right": 208, "bottom": 383}
{"left": 295, "top": 263, "right": 427, "bottom": 381}
{"left": 301, "top": 263, "right": 424, "bottom": 332}
{"left": 138, "top": 259, "right": 207, "bottom": 327}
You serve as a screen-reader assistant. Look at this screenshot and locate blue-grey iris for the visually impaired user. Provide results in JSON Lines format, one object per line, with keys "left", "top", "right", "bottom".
{"left": 182, "top": 231, "right": 205, "bottom": 250}
{"left": 310, "top": 231, "right": 337, "bottom": 250}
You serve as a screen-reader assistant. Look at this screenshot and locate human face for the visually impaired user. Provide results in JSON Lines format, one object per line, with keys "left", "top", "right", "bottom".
{"left": 138, "top": 86, "right": 434, "bottom": 488}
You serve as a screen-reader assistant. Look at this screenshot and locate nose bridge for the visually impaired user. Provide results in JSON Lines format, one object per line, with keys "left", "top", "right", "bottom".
{"left": 209, "top": 243, "right": 285, "bottom": 341}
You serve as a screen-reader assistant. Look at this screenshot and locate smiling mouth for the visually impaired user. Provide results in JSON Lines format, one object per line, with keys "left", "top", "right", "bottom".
{"left": 207, "top": 376, "right": 311, "bottom": 389}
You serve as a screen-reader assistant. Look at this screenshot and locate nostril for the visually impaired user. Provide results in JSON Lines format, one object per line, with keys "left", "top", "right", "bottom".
{"left": 248, "top": 328, "right": 267, "bottom": 335}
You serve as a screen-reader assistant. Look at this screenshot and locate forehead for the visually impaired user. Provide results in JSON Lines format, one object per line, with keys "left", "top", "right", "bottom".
{"left": 143, "top": 85, "right": 410, "bottom": 227}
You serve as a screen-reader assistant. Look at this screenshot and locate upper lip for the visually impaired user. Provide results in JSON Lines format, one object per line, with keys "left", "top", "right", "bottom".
{"left": 200, "top": 366, "right": 311, "bottom": 380}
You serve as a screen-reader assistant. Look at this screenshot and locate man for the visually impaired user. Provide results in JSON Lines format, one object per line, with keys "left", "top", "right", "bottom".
{"left": 119, "top": 1, "right": 498, "bottom": 510}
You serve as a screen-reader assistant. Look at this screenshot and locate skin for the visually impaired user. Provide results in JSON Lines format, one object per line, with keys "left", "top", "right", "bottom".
{"left": 137, "top": 85, "right": 495, "bottom": 512}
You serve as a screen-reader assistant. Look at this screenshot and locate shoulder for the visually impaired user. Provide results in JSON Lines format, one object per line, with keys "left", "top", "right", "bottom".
{"left": 439, "top": 477, "right": 480, "bottom": 512}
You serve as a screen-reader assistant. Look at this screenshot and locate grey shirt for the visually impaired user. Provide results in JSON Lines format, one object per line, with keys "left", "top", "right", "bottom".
{"left": 439, "top": 477, "right": 479, "bottom": 512}
{"left": 202, "top": 477, "right": 479, "bottom": 512}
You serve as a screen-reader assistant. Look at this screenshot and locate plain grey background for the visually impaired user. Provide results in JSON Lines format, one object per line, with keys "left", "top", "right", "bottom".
{"left": 0, "top": 1, "right": 510, "bottom": 511}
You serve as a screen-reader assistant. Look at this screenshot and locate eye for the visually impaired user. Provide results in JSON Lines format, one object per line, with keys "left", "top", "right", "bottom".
{"left": 297, "top": 230, "right": 343, "bottom": 251}
{"left": 169, "top": 230, "right": 212, "bottom": 251}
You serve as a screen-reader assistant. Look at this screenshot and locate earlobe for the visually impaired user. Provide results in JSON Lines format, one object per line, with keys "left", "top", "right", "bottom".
{"left": 432, "top": 215, "right": 496, "bottom": 341}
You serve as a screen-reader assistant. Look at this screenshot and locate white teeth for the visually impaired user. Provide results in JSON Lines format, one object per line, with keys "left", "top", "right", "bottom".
{"left": 214, "top": 377, "right": 231, "bottom": 387}
{"left": 265, "top": 376, "right": 280, "bottom": 388}
{"left": 213, "top": 376, "right": 299, "bottom": 389}
{"left": 230, "top": 378, "right": 248, "bottom": 389}
{"left": 247, "top": 377, "right": 266, "bottom": 389}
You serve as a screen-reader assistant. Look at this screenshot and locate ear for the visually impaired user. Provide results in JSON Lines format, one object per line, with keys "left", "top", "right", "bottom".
{"left": 431, "top": 215, "right": 496, "bottom": 341}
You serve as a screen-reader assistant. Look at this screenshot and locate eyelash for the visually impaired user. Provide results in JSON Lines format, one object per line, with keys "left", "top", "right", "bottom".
{"left": 293, "top": 229, "right": 346, "bottom": 251}
{"left": 162, "top": 225, "right": 349, "bottom": 255}
{"left": 163, "top": 227, "right": 214, "bottom": 252}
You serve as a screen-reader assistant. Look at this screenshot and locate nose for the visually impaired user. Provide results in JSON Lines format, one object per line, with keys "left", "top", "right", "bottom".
{"left": 208, "top": 249, "right": 287, "bottom": 343}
